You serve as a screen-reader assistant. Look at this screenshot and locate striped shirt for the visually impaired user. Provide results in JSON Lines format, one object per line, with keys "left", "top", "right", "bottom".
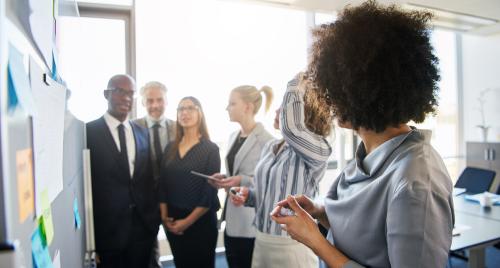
{"left": 246, "top": 78, "right": 332, "bottom": 236}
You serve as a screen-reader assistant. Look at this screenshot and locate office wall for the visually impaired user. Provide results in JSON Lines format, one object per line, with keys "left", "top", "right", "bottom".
{"left": 461, "top": 34, "right": 500, "bottom": 144}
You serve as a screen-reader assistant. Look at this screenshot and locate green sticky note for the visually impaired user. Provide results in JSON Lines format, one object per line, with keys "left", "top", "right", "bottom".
{"left": 40, "top": 189, "right": 54, "bottom": 245}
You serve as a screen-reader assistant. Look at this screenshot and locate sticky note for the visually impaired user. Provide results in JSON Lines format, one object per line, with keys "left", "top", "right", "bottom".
{"left": 31, "top": 226, "right": 54, "bottom": 268}
{"left": 16, "top": 148, "right": 35, "bottom": 222}
{"left": 73, "top": 198, "right": 81, "bottom": 229}
{"left": 40, "top": 189, "right": 54, "bottom": 245}
{"left": 8, "top": 43, "right": 35, "bottom": 114}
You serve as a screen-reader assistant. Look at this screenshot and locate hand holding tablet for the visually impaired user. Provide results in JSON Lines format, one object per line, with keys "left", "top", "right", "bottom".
{"left": 190, "top": 171, "right": 220, "bottom": 181}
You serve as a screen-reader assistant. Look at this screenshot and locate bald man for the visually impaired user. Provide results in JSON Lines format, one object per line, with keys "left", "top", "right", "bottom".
{"left": 87, "top": 74, "right": 160, "bottom": 268}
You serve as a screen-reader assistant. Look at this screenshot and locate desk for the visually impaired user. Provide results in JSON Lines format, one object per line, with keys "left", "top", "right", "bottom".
{"left": 452, "top": 201, "right": 500, "bottom": 268}
{"left": 454, "top": 195, "right": 500, "bottom": 222}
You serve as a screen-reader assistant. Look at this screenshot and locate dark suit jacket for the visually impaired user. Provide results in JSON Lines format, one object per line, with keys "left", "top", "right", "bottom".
{"left": 87, "top": 117, "right": 160, "bottom": 251}
{"left": 133, "top": 117, "right": 176, "bottom": 178}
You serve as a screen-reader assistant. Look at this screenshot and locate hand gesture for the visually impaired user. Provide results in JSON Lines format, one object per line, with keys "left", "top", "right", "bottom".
{"left": 274, "top": 194, "right": 320, "bottom": 219}
{"left": 229, "top": 186, "right": 248, "bottom": 207}
{"left": 214, "top": 175, "right": 241, "bottom": 189}
{"left": 270, "top": 195, "right": 323, "bottom": 247}
{"left": 207, "top": 173, "right": 227, "bottom": 189}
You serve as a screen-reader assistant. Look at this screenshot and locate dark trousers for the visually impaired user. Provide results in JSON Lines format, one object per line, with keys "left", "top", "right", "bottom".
{"left": 150, "top": 239, "right": 161, "bottom": 268}
{"left": 166, "top": 206, "right": 218, "bottom": 268}
{"left": 97, "top": 211, "right": 156, "bottom": 268}
{"left": 224, "top": 231, "right": 255, "bottom": 268}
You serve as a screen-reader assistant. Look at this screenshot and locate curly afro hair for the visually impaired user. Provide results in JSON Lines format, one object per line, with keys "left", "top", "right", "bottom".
{"left": 307, "top": 0, "right": 440, "bottom": 133}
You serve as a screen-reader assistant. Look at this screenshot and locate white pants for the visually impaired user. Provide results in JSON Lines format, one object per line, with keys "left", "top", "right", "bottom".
{"left": 251, "top": 231, "right": 318, "bottom": 268}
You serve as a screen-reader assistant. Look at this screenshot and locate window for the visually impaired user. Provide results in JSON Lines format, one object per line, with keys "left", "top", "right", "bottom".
{"left": 58, "top": 16, "right": 127, "bottom": 122}
{"left": 135, "top": 0, "right": 309, "bottom": 159}
{"left": 415, "top": 29, "right": 459, "bottom": 180}
{"left": 77, "top": 0, "right": 133, "bottom": 6}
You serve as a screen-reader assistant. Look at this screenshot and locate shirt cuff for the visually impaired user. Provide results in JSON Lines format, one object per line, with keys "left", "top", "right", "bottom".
{"left": 240, "top": 175, "right": 253, "bottom": 187}
{"left": 244, "top": 188, "right": 256, "bottom": 207}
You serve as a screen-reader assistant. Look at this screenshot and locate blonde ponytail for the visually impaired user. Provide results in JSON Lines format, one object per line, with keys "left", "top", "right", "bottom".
{"left": 259, "top": 86, "right": 273, "bottom": 113}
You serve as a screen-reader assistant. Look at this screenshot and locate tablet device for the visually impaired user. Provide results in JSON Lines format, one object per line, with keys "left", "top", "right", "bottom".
{"left": 190, "top": 171, "right": 219, "bottom": 181}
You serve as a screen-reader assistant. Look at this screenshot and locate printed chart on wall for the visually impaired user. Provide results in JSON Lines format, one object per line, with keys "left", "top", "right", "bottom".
{"left": 29, "top": 56, "right": 66, "bottom": 214}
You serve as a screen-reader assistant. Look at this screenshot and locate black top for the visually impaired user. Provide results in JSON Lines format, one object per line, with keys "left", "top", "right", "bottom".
{"left": 159, "top": 138, "right": 221, "bottom": 210}
{"left": 226, "top": 134, "right": 247, "bottom": 176}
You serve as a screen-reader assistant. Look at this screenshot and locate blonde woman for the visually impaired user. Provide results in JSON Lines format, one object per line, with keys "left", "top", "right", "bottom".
{"left": 210, "top": 85, "right": 273, "bottom": 268}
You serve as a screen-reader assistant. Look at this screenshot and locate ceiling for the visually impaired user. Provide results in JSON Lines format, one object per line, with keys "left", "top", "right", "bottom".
{"left": 245, "top": 0, "right": 500, "bottom": 35}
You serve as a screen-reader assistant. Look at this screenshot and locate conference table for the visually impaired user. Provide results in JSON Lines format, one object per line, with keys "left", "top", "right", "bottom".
{"left": 451, "top": 195, "right": 500, "bottom": 268}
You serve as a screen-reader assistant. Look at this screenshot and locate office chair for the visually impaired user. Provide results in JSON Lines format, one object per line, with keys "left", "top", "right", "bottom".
{"left": 454, "top": 167, "right": 496, "bottom": 194}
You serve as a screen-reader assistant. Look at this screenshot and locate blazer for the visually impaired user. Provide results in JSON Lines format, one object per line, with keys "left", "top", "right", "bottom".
{"left": 87, "top": 117, "right": 159, "bottom": 251}
{"left": 134, "top": 117, "right": 176, "bottom": 144}
{"left": 134, "top": 117, "right": 176, "bottom": 178}
{"left": 224, "top": 123, "right": 274, "bottom": 238}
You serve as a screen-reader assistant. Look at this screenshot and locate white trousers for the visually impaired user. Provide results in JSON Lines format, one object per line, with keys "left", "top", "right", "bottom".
{"left": 251, "top": 231, "right": 318, "bottom": 268}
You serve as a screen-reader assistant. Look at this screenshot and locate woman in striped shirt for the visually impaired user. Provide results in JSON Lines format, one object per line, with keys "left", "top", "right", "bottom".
{"left": 230, "top": 75, "right": 332, "bottom": 268}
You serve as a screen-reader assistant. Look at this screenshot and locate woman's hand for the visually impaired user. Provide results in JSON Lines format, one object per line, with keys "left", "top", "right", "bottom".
{"left": 213, "top": 175, "right": 242, "bottom": 189}
{"left": 229, "top": 186, "right": 248, "bottom": 206}
{"left": 207, "top": 173, "right": 227, "bottom": 189}
{"left": 167, "top": 218, "right": 191, "bottom": 235}
{"left": 274, "top": 194, "right": 321, "bottom": 219}
{"left": 271, "top": 195, "right": 324, "bottom": 247}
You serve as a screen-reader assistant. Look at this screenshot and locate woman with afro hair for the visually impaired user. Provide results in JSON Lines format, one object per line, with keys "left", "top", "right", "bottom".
{"left": 271, "top": 1, "right": 454, "bottom": 267}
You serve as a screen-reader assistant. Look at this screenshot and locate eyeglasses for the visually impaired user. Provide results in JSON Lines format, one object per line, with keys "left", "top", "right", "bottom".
{"left": 177, "top": 105, "right": 199, "bottom": 113}
{"left": 107, "top": 87, "right": 135, "bottom": 98}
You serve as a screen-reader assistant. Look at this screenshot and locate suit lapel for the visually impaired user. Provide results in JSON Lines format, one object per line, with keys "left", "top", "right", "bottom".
{"left": 232, "top": 123, "right": 265, "bottom": 174}
{"left": 225, "top": 131, "right": 239, "bottom": 174}
{"left": 137, "top": 118, "right": 147, "bottom": 129}
{"left": 131, "top": 122, "right": 147, "bottom": 180}
{"left": 165, "top": 119, "right": 176, "bottom": 143}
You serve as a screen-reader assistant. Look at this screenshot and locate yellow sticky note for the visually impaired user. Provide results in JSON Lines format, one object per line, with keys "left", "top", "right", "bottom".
{"left": 40, "top": 189, "right": 54, "bottom": 245}
{"left": 16, "top": 148, "right": 34, "bottom": 222}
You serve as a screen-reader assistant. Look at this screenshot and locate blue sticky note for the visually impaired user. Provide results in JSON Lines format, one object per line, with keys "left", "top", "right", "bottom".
{"left": 73, "top": 198, "right": 81, "bottom": 229}
{"left": 8, "top": 43, "right": 35, "bottom": 115}
{"left": 51, "top": 50, "right": 58, "bottom": 82}
{"left": 31, "top": 226, "right": 54, "bottom": 268}
{"left": 7, "top": 68, "right": 19, "bottom": 111}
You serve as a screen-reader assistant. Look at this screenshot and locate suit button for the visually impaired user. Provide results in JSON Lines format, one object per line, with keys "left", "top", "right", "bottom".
{"left": 129, "top": 204, "right": 136, "bottom": 209}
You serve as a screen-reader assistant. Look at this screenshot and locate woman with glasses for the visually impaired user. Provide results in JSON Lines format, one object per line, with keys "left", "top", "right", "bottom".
{"left": 159, "top": 96, "right": 221, "bottom": 268}
{"left": 209, "top": 85, "right": 274, "bottom": 268}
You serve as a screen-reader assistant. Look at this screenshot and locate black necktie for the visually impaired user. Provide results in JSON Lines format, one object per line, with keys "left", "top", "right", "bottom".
{"left": 152, "top": 123, "right": 163, "bottom": 168}
{"left": 117, "top": 124, "right": 130, "bottom": 173}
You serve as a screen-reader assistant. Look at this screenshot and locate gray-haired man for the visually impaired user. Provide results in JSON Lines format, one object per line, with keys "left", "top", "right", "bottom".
{"left": 133, "top": 81, "right": 176, "bottom": 268}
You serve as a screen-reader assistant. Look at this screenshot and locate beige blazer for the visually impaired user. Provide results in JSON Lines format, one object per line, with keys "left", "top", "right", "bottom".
{"left": 225, "top": 123, "right": 274, "bottom": 238}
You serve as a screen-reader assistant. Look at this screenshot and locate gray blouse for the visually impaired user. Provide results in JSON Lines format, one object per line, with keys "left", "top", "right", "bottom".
{"left": 324, "top": 128, "right": 454, "bottom": 268}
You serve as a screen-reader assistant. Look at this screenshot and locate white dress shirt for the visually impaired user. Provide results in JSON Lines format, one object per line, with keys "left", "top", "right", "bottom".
{"left": 103, "top": 112, "right": 136, "bottom": 177}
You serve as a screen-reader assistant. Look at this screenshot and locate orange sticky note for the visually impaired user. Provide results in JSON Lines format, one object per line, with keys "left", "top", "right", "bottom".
{"left": 16, "top": 148, "right": 35, "bottom": 223}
